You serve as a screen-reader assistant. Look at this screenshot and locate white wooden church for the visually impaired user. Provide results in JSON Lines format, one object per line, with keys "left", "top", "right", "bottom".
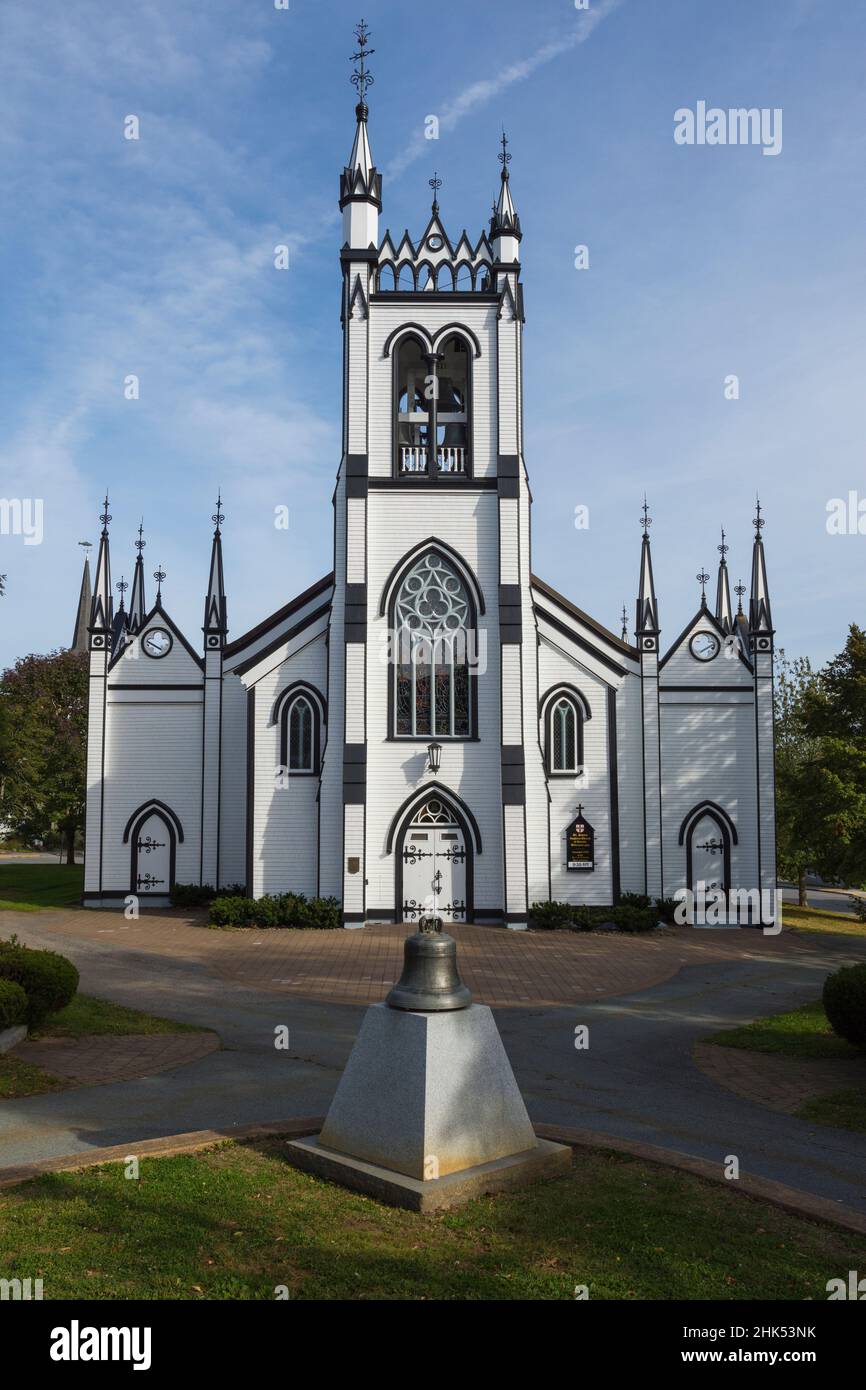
{"left": 82, "top": 29, "right": 777, "bottom": 927}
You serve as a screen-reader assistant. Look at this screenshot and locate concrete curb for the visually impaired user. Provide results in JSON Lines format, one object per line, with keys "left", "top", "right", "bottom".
{"left": 2, "top": 1117, "right": 865, "bottom": 1238}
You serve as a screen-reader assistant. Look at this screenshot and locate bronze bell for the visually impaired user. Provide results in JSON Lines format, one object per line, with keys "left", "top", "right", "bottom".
{"left": 386, "top": 916, "right": 472, "bottom": 1012}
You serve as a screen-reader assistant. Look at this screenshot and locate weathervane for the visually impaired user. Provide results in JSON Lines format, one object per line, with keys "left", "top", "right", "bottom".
{"left": 718, "top": 526, "right": 729, "bottom": 560}
{"left": 212, "top": 492, "right": 225, "bottom": 535}
{"left": 639, "top": 495, "right": 652, "bottom": 538}
{"left": 78, "top": 539, "right": 92, "bottom": 553}
{"left": 350, "top": 19, "right": 374, "bottom": 110}
{"left": 697, "top": 568, "right": 710, "bottom": 602}
{"left": 153, "top": 565, "right": 166, "bottom": 601}
{"left": 135, "top": 521, "right": 145, "bottom": 554}
{"left": 429, "top": 171, "right": 442, "bottom": 214}
{"left": 734, "top": 581, "right": 746, "bottom": 615}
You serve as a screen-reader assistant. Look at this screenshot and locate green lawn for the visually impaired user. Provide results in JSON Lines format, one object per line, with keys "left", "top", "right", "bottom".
{"left": 0, "top": 1138, "right": 863, "bottom": 1300}
{"left": 784, "top": 902, "right": 866, "bottom": 937}
{"left": 798, "top": 1089, "right": 866, "bottom": 1135}
{"left": 0, "top": 994, "right": 212, "bottom": 1098}
{"left": 0, "top": 863, "right": 83, "bottom": 910}
{"left": 704, "top": 998, "right": 859, "bottom": 1060}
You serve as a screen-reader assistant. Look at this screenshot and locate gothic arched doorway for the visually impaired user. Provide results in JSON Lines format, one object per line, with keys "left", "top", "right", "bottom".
{"left": 396, "top": 796, "right": 472, "bottom": 925}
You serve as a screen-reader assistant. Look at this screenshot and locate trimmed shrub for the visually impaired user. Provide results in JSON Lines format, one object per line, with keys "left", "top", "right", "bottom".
{"left": 0, "top": 978, "right": 28, "bottom": 1030}
{"left": 171, "top": 882, "right": 247, "bottom": 908}
{"left": 655, "top": 897, "right": 680, "bottom": 924}
{"left": 529, "top": 901, "right": 577, "bottom": 930}
{"left": 611, "top": 905, "right": 657, "bottom": 933}
{"left": 208, "top": 893, "right": 341, "bottom": 930}
{"left": 823, "top": 963, "right": 866, "bottom": 1050}
{"left": 618, "top": 891, "right": 652, "bottom": 910}
{"left": 0, "top": 940, "right": 79, "bottom": 1028}
{"left": 849, "top": 896, "right": 866, "bottom": 925}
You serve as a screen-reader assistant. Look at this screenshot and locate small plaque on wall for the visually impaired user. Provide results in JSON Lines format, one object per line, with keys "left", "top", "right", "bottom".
{"left": 566, "top": 806, "right": 595, "bottom": 872}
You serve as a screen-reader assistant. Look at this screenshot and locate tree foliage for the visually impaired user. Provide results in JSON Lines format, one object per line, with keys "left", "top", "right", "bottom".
{"left": 0, "top": 649, "right": 88, "bottom": 862}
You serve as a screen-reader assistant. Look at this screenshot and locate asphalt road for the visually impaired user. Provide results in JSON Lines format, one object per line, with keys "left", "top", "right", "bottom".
{"left": 2, "top": 917, "right": 866, "bottom": 1215}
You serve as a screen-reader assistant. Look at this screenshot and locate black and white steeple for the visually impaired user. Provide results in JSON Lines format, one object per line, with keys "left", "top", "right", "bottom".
{"left": 128, "top": 521, "right": 147, "bottom": 635}
{"left": 714, "top": 527, "right": 733, "bottom": 632}
{"left": 71, "top": 542, "right": 92, "bottom": 653}
{"left": 203, "top": 495, "right": 227, "bottom": 649}
{"left": 88, "top": 495, "right": 113, "bottom": 644}
{"left": 748, "top": 499, "right": 773, "bottom": 644}
{"left": 634, "top": 497, "right": 659, "bottom": 648}
{"left": 490, "top": 131, "right": 522, "bottom": 258}
{"left": 340, "top": 20, "right": 381, "bottom": 251}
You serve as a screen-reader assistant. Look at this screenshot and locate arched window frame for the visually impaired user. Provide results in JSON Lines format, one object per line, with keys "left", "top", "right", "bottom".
{"left": 391, "top": 328, "right": 474, "bottom": 480}
{"left": 387, "top": 547, "right": 479, "bottom": 742}
{"left": 377, "top": 262, "right": 396, "bottom": 291}
{"left": 679, "top": 800, "right": 738, "bottom": 896}
{"left": 272, "top": 682, "right": 326, "bottom": 778}
{"left": 540, "top": 684, "right": 591, "bottom": 778}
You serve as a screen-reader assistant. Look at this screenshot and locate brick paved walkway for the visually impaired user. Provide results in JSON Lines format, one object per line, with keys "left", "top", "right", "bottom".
{"left": 0, "top": 907, "right": 821, "bottom": 1008}
{"left": 13, "top": 1032, "right": 219, "bottom": 1087}
{"left": 693, "top": 1041, "right": 866, "bottom": 1115}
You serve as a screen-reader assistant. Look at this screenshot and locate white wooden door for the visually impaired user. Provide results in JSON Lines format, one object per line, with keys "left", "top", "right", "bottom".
{"left": 401, "top": 800, "right": 467, "bottom": 924}
{"left": 689, "top": 813, "right": 726, "bottom": 895}
{"left": 133, "top": 812, "right": 171, "bottom": 895}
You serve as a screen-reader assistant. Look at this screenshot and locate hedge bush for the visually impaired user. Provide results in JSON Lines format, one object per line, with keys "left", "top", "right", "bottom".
{"left": 530, "top": 901, "right": 657, "bottom": 933}
{"left": 208, "top": 893, "right": 342, "bottom": 930}
{"left": 0, "top": 978, "right": 28, "bottom": 1030}
{"left": 655, "top": 897, "right": 680, "bottom": 924}
{"left": 618, "top": 891, "right": 652, "bottom": 910}
{"left": 0, "top": 938, "right": 79, "bottom": 1028}
{"left": 171, "top": 882, "right": 246, "bottom": 908}
{"left": 611, "top": 904, "right": 657, "bottom": 933}
{"left": 529, "top": 901, "right": 577, "bottom": 930}
{"left": 823, "top": 963, "right": 866, "bottom": 1050}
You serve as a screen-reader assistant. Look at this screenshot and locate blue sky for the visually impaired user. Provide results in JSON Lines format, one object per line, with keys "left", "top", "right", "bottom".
{"left": 1, "top": 0, "right": 864, "bottom": 670}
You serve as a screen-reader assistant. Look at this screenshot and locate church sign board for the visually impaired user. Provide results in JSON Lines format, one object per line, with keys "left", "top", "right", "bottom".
{"left": 566, "top": 806, "right": 595, "bottom": 871}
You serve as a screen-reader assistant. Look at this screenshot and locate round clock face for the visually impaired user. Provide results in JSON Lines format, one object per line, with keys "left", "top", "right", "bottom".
{"left": 142, "top": 627, "right": 173, "bottom": 659}
{"left": 426, "top": 234, "right": 444, "bottom": 251}
{"left": 690, "top": 631, "right": 720, "bottom": 662}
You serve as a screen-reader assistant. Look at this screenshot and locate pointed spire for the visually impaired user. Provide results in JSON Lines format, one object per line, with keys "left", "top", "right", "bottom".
{"left": 635, "top": 496, "right": 659, "bottom": 640}
{"left": 128, "top": 521, "right": 147, "bottom": 635}
{"left": 89, "top": 495, "right": 113, "bottom": 635}
{"left": 490, "top": 130, "right": 522, "bottom": 244}
{"left": 340, "top": 20, "right": 382, "bottom": 218}
{"left": 749, "top": 498, "right": 773, "bottom": 636}
{"left": 111, "top": 576, "right": 129, "bottom": 654}
{"left": 71, "top": 542, "right": 92, "bottom": 652}
{"left": 714, "top": 527, "right": 733, "bottom": 631}
{"left": 203, "top": 494, "right": 227, "bottom": 647}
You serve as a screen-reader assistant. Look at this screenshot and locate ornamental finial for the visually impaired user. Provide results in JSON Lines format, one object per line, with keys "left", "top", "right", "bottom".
{"left": 621, "top": 603, "right": 628, "bottom": 642}
{"left": 99, "top": 494, "right": 111, "bottom": 536}
{"left": 429, "top": 170, "right": 442, "bottom": 214}
{"left": 499, "top": 129, "right": 511, "bottom": 178}
{"left": 350, "top": 19, "right": 374, "bottom": 115}
{"left": 639, "top": 495, "right": 652, "bottom": 538}
{"left": 115, "top": 576, "right": 128, "bottom": 608}
{"left": 212, "top": 492, "right": 225, "bottom": 536}
{"left": 734, "top": 580, "right": 746, "bottom": 615}
{"left": 718, "top": 526, "right": 729, "bottom": 560}
{"left": 153, "top": 565, "right": 166, "bottom": 602}
{"left": 697, "top": 568, "right": 710, "bottom": 602}
{"left": 753, "top": 496, "right": 765, "bottom": 536}
{"left": 135, "top": 520, "right": 146, "bottom": 554}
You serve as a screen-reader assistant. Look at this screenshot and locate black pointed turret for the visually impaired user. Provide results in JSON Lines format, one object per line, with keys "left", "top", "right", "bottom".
{"left": 748, "top": 500, "right": 773, "bottom": 639}
{"left": 71, "top": 544, "right": 92, "bottom": 652}
{"left": 203, "top": 495, "right": 227, "bottom": 648}
{"left": 128, "top": 521, "right": 147, "bottom": 636}
{"left": 634, "top": 498, "right": 659, "bottom": 646}
{"left": 89, "top": 496, "right": 113, "bottom": 638}
{"left": 489, "top": 131, "right": 522, "bottom": 243}
{"left": 714, "top": 527, "right": 733, "bottom": 632}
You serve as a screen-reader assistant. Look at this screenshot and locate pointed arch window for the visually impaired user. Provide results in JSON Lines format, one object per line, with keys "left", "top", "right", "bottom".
{"left": 393, "top": 551, "right": 473, "bottom": 738}
{"left": 276, "top": 687, "right": 325, "bottom": 777}
{"left": 542, "top": 688, "right": 587, "bottom": 777}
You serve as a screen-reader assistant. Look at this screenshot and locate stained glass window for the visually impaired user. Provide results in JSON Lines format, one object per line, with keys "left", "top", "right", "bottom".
{"left": 551, "top": 698, "right": 578, "bottom": 772}
{"left": 393, "top": 551, "right": 472, "bottom": 737}
{"left": 288, "top": 697, "right": 313, "bottom": 771}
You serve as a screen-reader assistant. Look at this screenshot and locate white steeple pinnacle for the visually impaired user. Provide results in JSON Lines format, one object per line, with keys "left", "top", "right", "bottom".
{"left": 490, "top": 131, "right": 522, "bottom": 260}
{"left": 715, "top": 526, "right": 733, "bottom": 632}
{"left": 340, "top": 21, "right": 381, "bottom": 249}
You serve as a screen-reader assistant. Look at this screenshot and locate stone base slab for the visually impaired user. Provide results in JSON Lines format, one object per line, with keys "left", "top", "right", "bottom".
{"left": 286, "top": 1134, "right": 572, "bottom": 1212}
